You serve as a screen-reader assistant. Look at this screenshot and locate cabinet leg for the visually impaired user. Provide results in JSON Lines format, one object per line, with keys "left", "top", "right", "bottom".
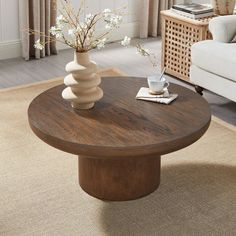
{"left": 195, "top": 86, "right": 204, "bottom": 96}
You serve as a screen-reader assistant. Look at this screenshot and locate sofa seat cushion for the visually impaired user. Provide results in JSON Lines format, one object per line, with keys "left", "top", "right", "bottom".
{"left": 190, "top": 65, "right": 236, "bottom": 102}
{"left": 191, "top": 40, "right": 236, "bottom": 82}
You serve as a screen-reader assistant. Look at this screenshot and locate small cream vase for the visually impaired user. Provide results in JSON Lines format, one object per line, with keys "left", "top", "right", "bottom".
{"left": 62, "top": 52, "right": 103, "bottom": 110}
{"left": 211, "top": 0, "right": 236, "bottom": 15}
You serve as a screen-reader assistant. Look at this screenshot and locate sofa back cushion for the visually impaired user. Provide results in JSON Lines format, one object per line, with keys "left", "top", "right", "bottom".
{"left": 209, "top": 15, "right": 236, "bottom": 43}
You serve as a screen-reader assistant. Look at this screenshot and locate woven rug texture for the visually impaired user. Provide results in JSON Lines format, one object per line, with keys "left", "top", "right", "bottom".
{"left": 0, "top": 68, "right": 236, "bottom": 236}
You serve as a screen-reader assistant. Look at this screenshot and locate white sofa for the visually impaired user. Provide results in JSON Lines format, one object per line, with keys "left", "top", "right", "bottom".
{"left": 190, "top": 15, "right": 236, "bottom": 102}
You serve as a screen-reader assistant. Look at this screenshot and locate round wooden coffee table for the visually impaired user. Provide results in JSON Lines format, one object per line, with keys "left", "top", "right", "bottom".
{"left": 28, "top": 77, "right": 211, "bottom": 201}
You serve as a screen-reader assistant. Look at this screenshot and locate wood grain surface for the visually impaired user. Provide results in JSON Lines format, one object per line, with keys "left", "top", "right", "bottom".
{"left": 79, "top": 154, "right": 161, "bottom": 201}
{"left": 28, "top": 76, "right": 211, "bottom": 158}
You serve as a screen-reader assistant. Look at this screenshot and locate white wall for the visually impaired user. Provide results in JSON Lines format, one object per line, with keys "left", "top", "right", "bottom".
{"left": 82, "top": 0, "right": 141, "bottom": 24}
{"left": 0, "top": 0, "right": 142, "bottom": 59}
{"left": 0, "top": 0, "right": 21, "bottom": 59}
{"left": 0, "top": 0, "right": 19, "bottom": 41}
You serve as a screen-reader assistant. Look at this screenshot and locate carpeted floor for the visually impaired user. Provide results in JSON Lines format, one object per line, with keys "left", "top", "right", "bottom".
{"left": 0, "top": 68, "right": 236, "bottom": 236}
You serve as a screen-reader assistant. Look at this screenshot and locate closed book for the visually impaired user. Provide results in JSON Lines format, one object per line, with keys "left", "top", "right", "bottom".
{"left": 171, "top": 9, "right": 214, "bottom": 19}
{"left": 172, "top": 3, "right": 213, "bottom": 15}
{"left": 136, "top": 87, "right": 178, "bottom": 105}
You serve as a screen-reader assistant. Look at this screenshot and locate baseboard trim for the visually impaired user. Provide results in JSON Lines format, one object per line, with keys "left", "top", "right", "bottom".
{"left": 0, "top": 40, "right": 22, "bottom": 60}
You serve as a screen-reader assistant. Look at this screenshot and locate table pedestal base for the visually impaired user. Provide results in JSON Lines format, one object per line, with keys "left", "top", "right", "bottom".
{"left": 78, "top": 155, "right": 161, "bottom": 201}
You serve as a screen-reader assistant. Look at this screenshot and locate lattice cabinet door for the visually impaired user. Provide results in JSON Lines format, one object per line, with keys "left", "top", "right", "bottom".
{"left": 161, "top": 10, "right": 214, "bottom": 83}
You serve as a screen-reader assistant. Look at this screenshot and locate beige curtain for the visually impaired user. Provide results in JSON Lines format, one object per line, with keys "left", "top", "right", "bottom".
{"left": 19, "top": 0, "right": 57, "bottom": 60}
{"left": 140, "top": 0, "right": 176, "bottom": 38}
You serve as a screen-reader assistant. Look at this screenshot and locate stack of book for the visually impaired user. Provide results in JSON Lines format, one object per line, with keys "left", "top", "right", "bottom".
{"left": 171, "top": 3, "right": 214, "bottom": 19}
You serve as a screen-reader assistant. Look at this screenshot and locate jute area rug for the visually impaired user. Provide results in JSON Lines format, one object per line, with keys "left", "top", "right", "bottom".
{"left": 0, "top": 68, "right": 236, "bottom": 236}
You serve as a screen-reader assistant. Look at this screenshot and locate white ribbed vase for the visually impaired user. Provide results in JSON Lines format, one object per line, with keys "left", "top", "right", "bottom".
{"left": 62, "top": 52, "right": 103, "bottom": 110}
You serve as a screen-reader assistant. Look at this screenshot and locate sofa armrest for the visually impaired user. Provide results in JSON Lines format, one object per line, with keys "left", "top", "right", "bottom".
{"left": 209, "top": 15, "right": 236, "bottom": 43}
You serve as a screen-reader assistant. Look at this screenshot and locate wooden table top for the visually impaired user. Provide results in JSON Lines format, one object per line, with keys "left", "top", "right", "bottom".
{"left": 28, "top": 77, "right": 211, "bottom": 158}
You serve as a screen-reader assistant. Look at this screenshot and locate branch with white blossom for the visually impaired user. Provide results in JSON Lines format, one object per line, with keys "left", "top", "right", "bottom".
{"left": 29, "top": 0, "right": 126, "bottom": 53}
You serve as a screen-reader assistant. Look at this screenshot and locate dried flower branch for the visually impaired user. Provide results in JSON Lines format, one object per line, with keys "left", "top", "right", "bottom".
{"left": 136, "top": 44, "right": 158, "bottom": 67}
{"left": 30, "top": 0, "right": 125, "bottom": 52}
{"left": 120, "top": 37, "right": 158, "bottom": 67}
{"left": 29, "top": 0, "right": 158, "bottom": 68}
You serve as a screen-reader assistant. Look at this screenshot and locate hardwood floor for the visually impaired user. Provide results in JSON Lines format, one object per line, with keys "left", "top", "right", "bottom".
{"left": 0, "top": 38, "right": 235, "bottom": 125}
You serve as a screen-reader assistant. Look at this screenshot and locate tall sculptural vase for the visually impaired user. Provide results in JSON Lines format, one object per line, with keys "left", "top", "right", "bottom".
{"left": 62, "top": 52, "right": 103, "bottom": 109}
